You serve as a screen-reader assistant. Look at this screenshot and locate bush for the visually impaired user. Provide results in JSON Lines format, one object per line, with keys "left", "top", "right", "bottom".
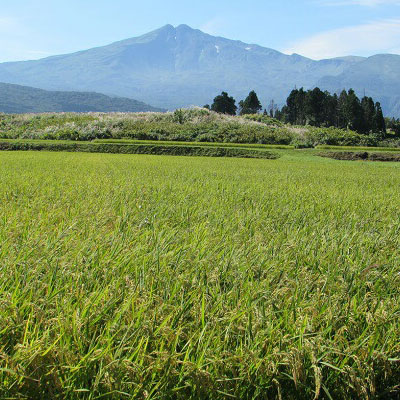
{"left": 0, "top": 140, "right": 280, "bottom": 159}
{"left": 0, "top": 110, "right": 397, "bottom": 148}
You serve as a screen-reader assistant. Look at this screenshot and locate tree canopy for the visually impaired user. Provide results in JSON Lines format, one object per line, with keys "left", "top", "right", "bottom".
{"left": 279, "top": 87, "right": 386, "bottom": 135}
{"left": 210, "top": 92, "right": 237, "bottom": 115}
{"left": 239, "top": 91, "right": 262, "bottom": 115}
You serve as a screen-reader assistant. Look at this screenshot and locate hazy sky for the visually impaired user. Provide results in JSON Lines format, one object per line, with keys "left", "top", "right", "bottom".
{"left": 1, "top": 0, "right": 400, "bottom": 62}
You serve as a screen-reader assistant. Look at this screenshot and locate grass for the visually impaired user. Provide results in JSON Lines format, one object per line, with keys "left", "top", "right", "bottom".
{"left": 0, "top": 150, "right": 399, "bottom": 399}
{"left": 2, "top": 109, "right": 396, "bottom": 147}
{"left": 0, "top": 140, "right": 279, "bottom": 159}
{"left": 317, "top": 145, "right": 400, "bottom": 152}
{"left": 92, "top": 138, "right": 293, "bottom": 150}
{"left": 319, "top": 151, "right": 400, "bottom": 162}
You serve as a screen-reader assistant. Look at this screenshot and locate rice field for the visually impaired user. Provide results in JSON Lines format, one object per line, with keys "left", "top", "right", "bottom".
{"left": 0, "top": 150, "right": 399, "bottom": 399}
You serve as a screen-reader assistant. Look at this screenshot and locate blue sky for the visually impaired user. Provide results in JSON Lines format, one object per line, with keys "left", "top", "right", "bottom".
{"left": 1, "top": 0, "right": 400, "bottom": 62}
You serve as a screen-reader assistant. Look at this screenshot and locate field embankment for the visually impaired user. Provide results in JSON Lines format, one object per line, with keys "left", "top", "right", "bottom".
{"left": 0, "top": 139, "right": 279, "bottom": 159}
{"left": 320, "top": 151, "right": 400, "bottom": 162}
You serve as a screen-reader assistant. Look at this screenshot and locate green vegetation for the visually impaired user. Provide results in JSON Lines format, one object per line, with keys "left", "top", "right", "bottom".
{"left": 0, "top": 150, "right": 399, "bottom": 399}
{"left": 209, "top": 92, "right": 237, "bottom": 115}
{"left": 0, "top": 82, "right": 164, "bottom": 114}
{"left": 319, "top": 150, "right": 400, "bottom": 162}
{"left": 0, "top": 139, "right": 279, "bottom": 159}
{"left": 239, "top": 90, "right": 262, "bottom": 115}
{"left": 386, "top": 117, "right": 400, "bottom": 136}
{"left": 277, "top": 88, "right": 387, "bottom": 136}
{"left": 317, "top": 145, "right": 400, "bottom": 152}
{"left": 1, "top": 108, "right": 398, "bottom": 148}
{"left": 205, "top": 88, "right": 389, "bottom": 137}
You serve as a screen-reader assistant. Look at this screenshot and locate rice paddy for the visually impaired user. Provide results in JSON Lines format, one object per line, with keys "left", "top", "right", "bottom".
{"left": 0, "top": 150, "right": 399, "bottom": 399}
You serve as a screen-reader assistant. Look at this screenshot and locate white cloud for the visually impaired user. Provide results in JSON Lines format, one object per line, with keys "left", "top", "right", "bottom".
{"left": 283, "top": 19, "right": 400, "bottom": 59}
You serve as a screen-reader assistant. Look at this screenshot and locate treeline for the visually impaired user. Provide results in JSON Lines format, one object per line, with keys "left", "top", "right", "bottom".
{"left": 277, "top": 88, "right": 386, "bottom": 135}
{"left": 206, "top": 88, "right": 389, "bottom": 136}
{"left": 204, "top": 90, "right": 262, "bottom": 116}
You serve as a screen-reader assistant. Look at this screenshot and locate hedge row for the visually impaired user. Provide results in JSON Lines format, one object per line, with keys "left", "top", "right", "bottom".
{"left": 319, "top": 151, "right": 400, "bottom": 162}
{"left": 0, "top": 141, "right": 279, "bottom": 159}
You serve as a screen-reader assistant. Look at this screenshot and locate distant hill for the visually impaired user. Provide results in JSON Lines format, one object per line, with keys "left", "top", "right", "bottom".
{"left": 0, "top": 24, "right": 399, "bottom": 116}
{"left": 0, "top": 82, "right": 164, "bottom": 113}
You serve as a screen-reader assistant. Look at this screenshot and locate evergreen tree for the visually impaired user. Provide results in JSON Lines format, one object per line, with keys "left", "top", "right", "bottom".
{"left": 285, "top": 88, "right": 306, "bottom": 125}
{"left": 346, "top": 89, "right": 363, "bottom": 132}
{"left": 360, "top": 96, "right": 375, "bottom": 134}
{"left": 239, "top": 90, "right": 262, "bottom": 115}
{"left": 274, "top": 108, "right": 283, "bottom": 121}
{"left": 285, "top": 89, "right": 299, "bottom": 124}
{"left": 337, "top": 90, "right": 349, "bottom": 129}
{"left": 323, "top": 92, "right": 338, "bottom": 127}
{"left": 278, "top": 86, "right": 387, "bottom": 136}
{"left": 374, "top": 102, "right": 386, "bottom": 135}
{"left": 305, "top": 87, "right": 326, "bottom": 126}
{"left": 210, "top": 92, "right": 237, "bottom": 115}
{"left": 296, "top": 88, "right": 307, "bottom": 125}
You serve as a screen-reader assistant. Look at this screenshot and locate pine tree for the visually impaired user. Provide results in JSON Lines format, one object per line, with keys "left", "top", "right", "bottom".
{"left": 345, "top": 89, "right": 363, "bottom": 131}
{"left": 337, "top": 90, "right": 348, "bottom": 129}
{"left": 305, "top": 87, "right": 326, "bottom": 126}
{"left": 323, "top": 92, "right": 338, "bottom": 127}
{"left": 285, "top": 89, "right": 299, "bottom": 124}
{"left": 239, "top": 90, "right": 262, "bottom": 115}
{"left": 374, "top": 102, "right": 386, "bottom": 136}
{"left": 360, "top": 97, "right": 375, "bottom": 134}
{"left": 210, "top": 92, "right": 237, "bottom": 115}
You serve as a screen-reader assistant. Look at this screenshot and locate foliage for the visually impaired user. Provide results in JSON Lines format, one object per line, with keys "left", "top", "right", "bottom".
{"left": 279, "top": 88, "right": 387, "bottom": 135}
{"left": 0, "top": 140, "right": 279, "bottom": 159}
{"left": 320, "top": 150, "right": 400, "bottom": 162}
{"left": 242, "top": 113, "right": 284, "bottom": 126}
{"left": 210, "top": 92, "right": 237, "bottom": 115}
{"left": 0, "top": 110, "right": 293, "bottom": 144}
{"left": 0, "top": 109, "right": 398, "bottom": 148}
{"left": 385, "top": 117, "right": 400, "bottom": 137}
{"left": 239, "top": 90, "right": 262, "bottom": 115}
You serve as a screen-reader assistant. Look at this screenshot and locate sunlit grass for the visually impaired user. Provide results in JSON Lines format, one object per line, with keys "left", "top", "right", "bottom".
{"left": 0, "top": 151, "right": 399, "bottom": 399}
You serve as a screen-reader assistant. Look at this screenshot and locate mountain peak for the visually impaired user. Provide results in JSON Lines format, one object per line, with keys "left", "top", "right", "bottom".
{"left": 0, "top": 25, "right": 399, "bottom": 116}
{"left": 176, "top": 24, "right": 194, "bottom": 31}
{"left": 154, "top": 24, "right": 196, "bottom": 36}
{"left": 158, "top": 24, "right": 175, "bottom": 32}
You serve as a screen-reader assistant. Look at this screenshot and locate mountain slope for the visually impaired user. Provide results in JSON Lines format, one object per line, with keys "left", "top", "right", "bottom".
{"left": 0, "top": 24, "right": 399, "bottom": 115}
{"left": 316, "top": 54, "right": 400, "bottom": 116}
{"left": 0, "top": 82, "right": 163, "bottom": 113}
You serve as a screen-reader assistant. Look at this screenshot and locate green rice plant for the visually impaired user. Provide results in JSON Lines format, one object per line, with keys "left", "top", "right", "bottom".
{"left": 0, "top": 140, "right": 279, "bottom": 159}
{"left": 0, "top": 150, "right": 399, "bottom": 399}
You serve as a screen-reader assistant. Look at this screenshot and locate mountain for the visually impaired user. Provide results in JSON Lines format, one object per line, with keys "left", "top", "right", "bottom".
{"left": 0, "top": 24, "right": 399, "bottom": 116}
{"left": 316, "top": 54, "right": 400, "bottom": 117}
{"left": 0, "top": 82, "right": 163, "bottom": 113}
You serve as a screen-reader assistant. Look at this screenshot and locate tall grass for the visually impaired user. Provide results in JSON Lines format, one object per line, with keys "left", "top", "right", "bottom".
{"left": 0, "top": 109, "right": 390, "bottom": 147}
{"left": 0, "top": 151, "right": 399, "bottom": 399}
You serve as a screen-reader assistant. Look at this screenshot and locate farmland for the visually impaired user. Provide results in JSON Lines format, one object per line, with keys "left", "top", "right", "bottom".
{"left": 0, "top": 148, "right": 399, "bottom": 399}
